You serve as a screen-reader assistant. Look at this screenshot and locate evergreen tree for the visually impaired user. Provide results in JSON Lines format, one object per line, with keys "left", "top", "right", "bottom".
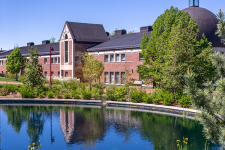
{"left": 184, "top": 52, "right": 225, "bottom": 147}
{"left": 24, "top": 46, "right": 44, "bottom": 89}
{"left": 137, "top": 6, "right": 216, "bottom": 95}
{"left": 216, "top": 9, "right": 225, "bottom": 44}
{"left": 6, "top": 47, "right": 26, "bottom": 81}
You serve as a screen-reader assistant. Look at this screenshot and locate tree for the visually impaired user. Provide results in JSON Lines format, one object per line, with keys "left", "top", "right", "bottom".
{"left": 216, "top": 9, "right": 225, "bottom": 44}
{"left": 6, "top": 47, "right": 26, "bottom": 81}
{"left": 128, "top": 30, "right": 135, "bottom": 34}
{"left": 137, "top": 6, "right": 216, "bottom": 95}
{"left": 24, "top": 46, "right": 44, "bottom": 89}
{"left": 49, "top": 37, "right": 56, "bottom": 43}
{"left": 82, "top": 52, "right": 104, "bottom": 91}
{"left": 109, "top": 28, "right": 117, "bottom": 36}
{"left": 184, "top": 52, "right": 225, "bottom": 147}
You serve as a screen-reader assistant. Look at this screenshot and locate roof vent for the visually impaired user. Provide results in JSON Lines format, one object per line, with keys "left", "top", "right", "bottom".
{"left": 27, "top": 42, "right": 34, "bottom": 47}
{"left": 140, "top": 26, "right": 152, "bottom": 33}
{"left": 42, "top": 40, "right": 50, "bottom": 45}
{"left": 106, "top": 32, "right": 109, "bottom": 36}
{"left": 115, "top": 29, "right": 126, "bottom": 36}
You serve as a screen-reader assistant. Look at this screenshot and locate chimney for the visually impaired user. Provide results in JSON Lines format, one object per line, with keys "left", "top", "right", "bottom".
{"left": 42, "top": 40, "right": 50, "bottom": 45}
{"left": 27, "top": 42, "right": 34, "bottom": 47}
{"left": 140, "top": 26, "right": 153, "bottom": 33}
{"left": 115, "top": 29, "right": 126, "bottom": 36}
{"left": 106, "top": 32, "right": 109, "bottom": 36}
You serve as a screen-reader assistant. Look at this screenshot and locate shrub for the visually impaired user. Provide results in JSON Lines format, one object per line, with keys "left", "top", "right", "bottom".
{"left": 178, "top": 95, "right": 191, "bottom": 108}
{"left": 51, "top": 86, "right": 61, "bottom": 93}
{"left": 39, "top": 92, "right": 45, "bottom": 98}
{"left": 115, "top": 86, "right": 127, "bottom": 101}
{"left": 1, "top": 92, "right": 6, "bottom": 96}
{"left": 105, "top": 85, "right": 117, "bottom": 101}
{"left": 1, "top": 84, "right": 19, "bottom": 94}
{"left": 71, "top": 91, "right": 80, "bottom": 99}
{"left": 19, "top": 75, "right": 26, "bottom": 83}
{"left": 82, "top": 89, "right": 92, "bottom": 100}
{"left": 56, "top": 94, "right": 63, "bottom": 99}
{"left": 19, "top": 86, "right": 35, "bottom": 98}
{"left": 63, "top": 93, "right": 71, "bottom": 99}
{"left": 142, "top": 93, "right": 153, "bottom": 103}
{"left": 129, "top": 88, "right": 145, "bottom": 103}
{"left": 151, "top": 89, "right": 164, "bottom": 104}
{"left": 162, "top": 91, "right": 174, "bottom": 106}
{"left": 46, "top": 91, "right": 54, "bottom": 98}
{"left": 91, "top": 87, "right": 103, "bottom": 100}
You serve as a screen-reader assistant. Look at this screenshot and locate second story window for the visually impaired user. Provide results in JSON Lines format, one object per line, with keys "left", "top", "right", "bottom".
{"left": 116, "top": 54, "right": 120, "bottom": 62}
{"left": 140, "top": 53, "right": 144, "bottom": 61}
{"left": 55, "top": 58, "right": 57, "bottom": 64}
{"left": 121, "top": 54, "right": 125, "bottom": 62}
{"left": 110, "top": 55, "right": 114, "bottom": 62}
{"left": 65, "top": 41, "right": 68, "bottom": 63}
{"left": 105, "top": 55, "right": 108, "bottom": 62}
{"left": 51, "top": 58, "right": 54, "bottom": 64}
{"left": 44, "top": 58, "right": 47, "bottom": 64}
{"left": 58, "top": 57, "right": 60, "bottom": 63}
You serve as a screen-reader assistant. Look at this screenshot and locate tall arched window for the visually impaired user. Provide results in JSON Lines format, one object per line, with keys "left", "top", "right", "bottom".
{"left": 65, "top": 34, "right": 68, "bottom": 39}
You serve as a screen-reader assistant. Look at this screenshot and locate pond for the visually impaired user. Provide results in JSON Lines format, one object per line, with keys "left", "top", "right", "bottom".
{"left": 0, "top": 104, "right": 221, "bottom": 150}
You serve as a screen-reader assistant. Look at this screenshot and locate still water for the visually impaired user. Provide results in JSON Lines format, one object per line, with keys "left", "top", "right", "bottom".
{"left": 0, "top": 104, "right": 221, "bottom": 150}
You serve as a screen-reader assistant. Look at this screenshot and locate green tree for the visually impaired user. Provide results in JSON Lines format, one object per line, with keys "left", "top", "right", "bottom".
{"left": 216, "top": 9, "right": 225, "bottom": 44}
{"left": 109, "top": 28, "right": 117, "bottom": 36}
{"left": 137, "top": 6, "right": 216, "bottom": 95}
{"left": 6, "top": 47, "right": 26, "bottom": 81}
{"left": 184, "top": 52, "right": 225, "bottom": 147}
{"left": 128, "top": 30, "right": 134, "bottom": 34}
{"left": 82, "top": 52, "right": 104, "bottom": 91}
{"left": 24, "top": 46, "right": 44, "bottom": 89}
{"left": 49, "top": 37, "right": 56, "bottom": 43}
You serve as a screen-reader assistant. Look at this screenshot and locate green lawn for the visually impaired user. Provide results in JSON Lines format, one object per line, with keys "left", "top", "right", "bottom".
{"left": 0, "top": 77, "right": 21, "bottom": 83}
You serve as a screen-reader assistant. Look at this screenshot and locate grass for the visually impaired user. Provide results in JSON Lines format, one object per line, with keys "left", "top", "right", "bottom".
{"left": 0, "top": 77, "right": 21, "bottom": 83}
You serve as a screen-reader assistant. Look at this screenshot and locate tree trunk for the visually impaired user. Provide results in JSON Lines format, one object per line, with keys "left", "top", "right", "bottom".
{"left": 89, "top": 80, "right": 92, "bottom": 92}
{"left": 16, "top": 73, "right": 18, "bottom": 81}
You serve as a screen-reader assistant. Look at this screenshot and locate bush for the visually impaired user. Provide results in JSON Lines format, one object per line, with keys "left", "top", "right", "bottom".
{"left": 178, "top": 95, "right": 191, "bottom": 108}
{"left": 129, "top": 88, "right": 145, "bottom": 103}
{"left": 51, "top": 86, "right": 61, "bottom": 93}
{"left": 1, "top": 92, "right": 6, "bottom": 96}
{"left": 56, "top": 94, "right": 63, "bottom": 99}
{"left": 4, "top": 72, "right": 17, "bottom": 79}
{"left": 151, "top": 89, "right": 164, "bottom": 104}
{"left": 142, "top": 93, "right": 153, "bottom": 103}
{"left": 19, "top": 75, "right": 26, "bottom": 83}
{"left": 39, "top": 92, "right": 45, "bottom": 98}
{"left": 105, "top": 85, "right": 117, "bottom": 101}
{"left": 71, "top": 90, "right": 80, "bottom": 99}
{"left": 63, "top": 93, "right": 70, "bottom": 99}
{"left": 1, "top": 84, "right": 19, "bottom": 94}
{"left": 46, "top": 91, "right": 54, "bottom": 98}
{"left": 91, "top": 87, "right": 103, "bottom": 100}
{"left": 19, "top": 86, "right": 35, "bottom": 98}
{"left": 162, "top": 91, "right": 174, "bottom": 106}
{"left": 82, "top": 89, "right": 92, "bottom": 100}
{"left": 115, "top": 86, "right": 127, "bottom": 101}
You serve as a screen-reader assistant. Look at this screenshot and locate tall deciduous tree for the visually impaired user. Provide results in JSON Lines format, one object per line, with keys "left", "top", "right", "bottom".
{"left": 82, "top": 52, "right": 104, "bottom": 91}
{"left": 137, "top": 6, "right": 216, "bottom": 95}
{"left": 24, "top": 47, "right": 44, "bottom": 89}
{"left": 6, "top": 47, "right": 26, "bottom": 81}
{"left": 216, "top": 9, "right": 225, "bottom": 44}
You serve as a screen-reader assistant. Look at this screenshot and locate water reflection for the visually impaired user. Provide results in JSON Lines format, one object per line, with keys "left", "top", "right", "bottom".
{"left": 0, "top": 105, "right": 220, "bottom": 150}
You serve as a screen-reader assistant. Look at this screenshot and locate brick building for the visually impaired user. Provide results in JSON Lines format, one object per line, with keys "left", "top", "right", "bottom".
{"left": 0, "top": 0, "right": 224, "bottom": 86}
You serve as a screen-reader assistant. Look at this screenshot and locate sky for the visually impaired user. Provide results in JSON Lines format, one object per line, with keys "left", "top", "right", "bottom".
{"left": 0, "top": 0, "right": 224, "bottom": 50}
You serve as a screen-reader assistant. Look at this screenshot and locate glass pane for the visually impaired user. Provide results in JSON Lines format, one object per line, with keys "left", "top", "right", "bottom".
{"left": 116, "top": 72, "right": 119, "bottom": 84}
{"left": 58, "top": 58, "right": 60, "bottom": 63}
{"left": 105, "top": 72, "right": 108, "bottom": 83}
{"left": 121, "top": 72, "right": 125, "bottom": 84}
{"left": 110, "top": 72, "right": 114, "bottom": 84}
{"left": 190, "top": 0, "right": 193, "bottom": 6}
{"left": 194, "top": 0, "right": 199, "bottom": 6}
{"left": 105, "top": 55, "right": 108, "bottom": 62}
{"left": 51, "top": 58, "right": 53, "bottom": 64}
{"left": 55, "top": 58, "right": 57, "bottom": 63}
{"left": 51, "top": 72, "right": 54, "bottom": 76}
{"left": 65, "top": 41, "right": 68, "bottom": 63}
{"left": 121, "top": 54, "right": 125, "bottom": 61}
{"left": 110, "top": 55, "right": 114, "bottom": 62}
{"left": 58, "top": 72, "right": 60, "bottom": 77}
{"left": 116, "top": 54, "right": 119, "bottom": 62}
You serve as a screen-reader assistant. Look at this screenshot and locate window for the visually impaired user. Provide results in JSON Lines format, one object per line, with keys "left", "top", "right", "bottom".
{"left": 65, "top": 41, "right": 68, "bottom": 63}
{"left": 45, "top": 72, "right": 47, "bottom": 77}
{"left": 58, "top": 57, "right": 60, "bottom": 63}
{"left": 116, "top": 54, "right": 120, "bottom": 62}
{"left": 222, "top": 52, "right": 224, "bottom": 55}
{"left": 110, "top": 72, "right": 114, "bottom": 84}
{"left": 65, "top": 34, "right": 68, "bottom": 39}
{"left": 0, "top": 61, "right": 2, "bottom": 65}
{"left": 105, "top": 72, "right": 108, "bottom": 83}
{"left": 121, "top": 72, "right": 125, "bottom": 84}
{"left": 189, "top": 0, "right": 193, "bottom": 6}
{"left": 55, "top": 58, "right": 57, "bottom": 64}
{"left": 194, "top": 0, "right": 199, "bottom": 6}
{"left": 1, "top": 71, "right": 3, "bottom": 73}
{"left": 51, "top": 71, "right": 54, "bottom": 76}
{"left": 121, "top": 54, "right": 125, "bottom": 62}
{"left": 116, "top": 72, "right": 119, "bottom": 84}
{"left": 65, "top": 72, "right": 68, "bottom": 77}
{"left": 58, "top": 71, "right": 60, "bottom": 77}
{"left": 140, "top": 53, "right": 144, "bottom": 61}
{"left": 110, "top": 55, "right": 114, "bottom": 62}
{"left": 105, "top": 55, "right": 108, "bottom": 62}
{"left": 51, "top": 58, "right": 54, "bottom": 64}
{"left": 44, "top": 58, "right": 47, "bottom": 64}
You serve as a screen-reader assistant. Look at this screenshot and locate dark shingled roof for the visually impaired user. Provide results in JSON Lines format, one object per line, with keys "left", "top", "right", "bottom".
{"left": 87, "top": 32, "right": 151, "bottom": 51}
{"left": 182, "top": 7, "right": 225, "bottom": 47}
{"left": 0, "top": 43, "right": 59, "bottom": 58}
{"left": 66, "top": 22, "right": 108, "bottom": 43}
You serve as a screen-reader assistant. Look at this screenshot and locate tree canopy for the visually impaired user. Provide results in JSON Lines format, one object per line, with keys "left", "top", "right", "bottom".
{"left": 137, "top": 6, "right": 216, "bottom": 94}
{"left": 216, "top": 9, "right": 225, "bottom": 44}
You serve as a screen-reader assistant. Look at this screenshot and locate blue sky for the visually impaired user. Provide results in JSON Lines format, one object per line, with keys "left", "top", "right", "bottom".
{"left": 0, "top": 0, "right": 224, "bottom": 50}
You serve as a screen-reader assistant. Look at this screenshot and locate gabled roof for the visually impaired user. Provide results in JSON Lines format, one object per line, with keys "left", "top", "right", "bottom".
{"left": 87, "top": 32, "right": 151, "bottom": 51}
{"left": 66, "top": 21, "right": 109, "bottom": 43}
{"left": 0, "top": 43, "right": 59, "bottom": 58}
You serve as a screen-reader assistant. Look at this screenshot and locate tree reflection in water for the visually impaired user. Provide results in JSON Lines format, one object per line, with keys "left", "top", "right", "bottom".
{"left": 0, "top": 105, "right": 220, "bottom": 149}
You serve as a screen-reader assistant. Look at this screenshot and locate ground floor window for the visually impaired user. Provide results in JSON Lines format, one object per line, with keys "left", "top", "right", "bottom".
{"left": 58, "top": 71, "right": 60, "bottom": 77}
{"left": 65, "top": 72, "right": 68, "bottom": 77}
{"left": 110, "top": 72, "right": 114, "bottom": 84}
{"left": 51, "top": 71, "right": 54, "bottom": 76}
{"left": 44, "top": 71, "right": 47, "bottom": 77}
{"left": 105, "top": 72, "right": 108, "bottom": 83}
{"left": 121, "top": 72, "right": 125, "bottom": 84}
{"left": 115, "top": 72, "right": 119, "bottom": 84}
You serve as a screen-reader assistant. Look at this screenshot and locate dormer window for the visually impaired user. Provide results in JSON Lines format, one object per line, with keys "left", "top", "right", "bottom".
{"left": 189, "top": 0, "right": 199, "bottom": 7}
{"left": 65, "top": 34, "right": 68, "bottom": 39}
